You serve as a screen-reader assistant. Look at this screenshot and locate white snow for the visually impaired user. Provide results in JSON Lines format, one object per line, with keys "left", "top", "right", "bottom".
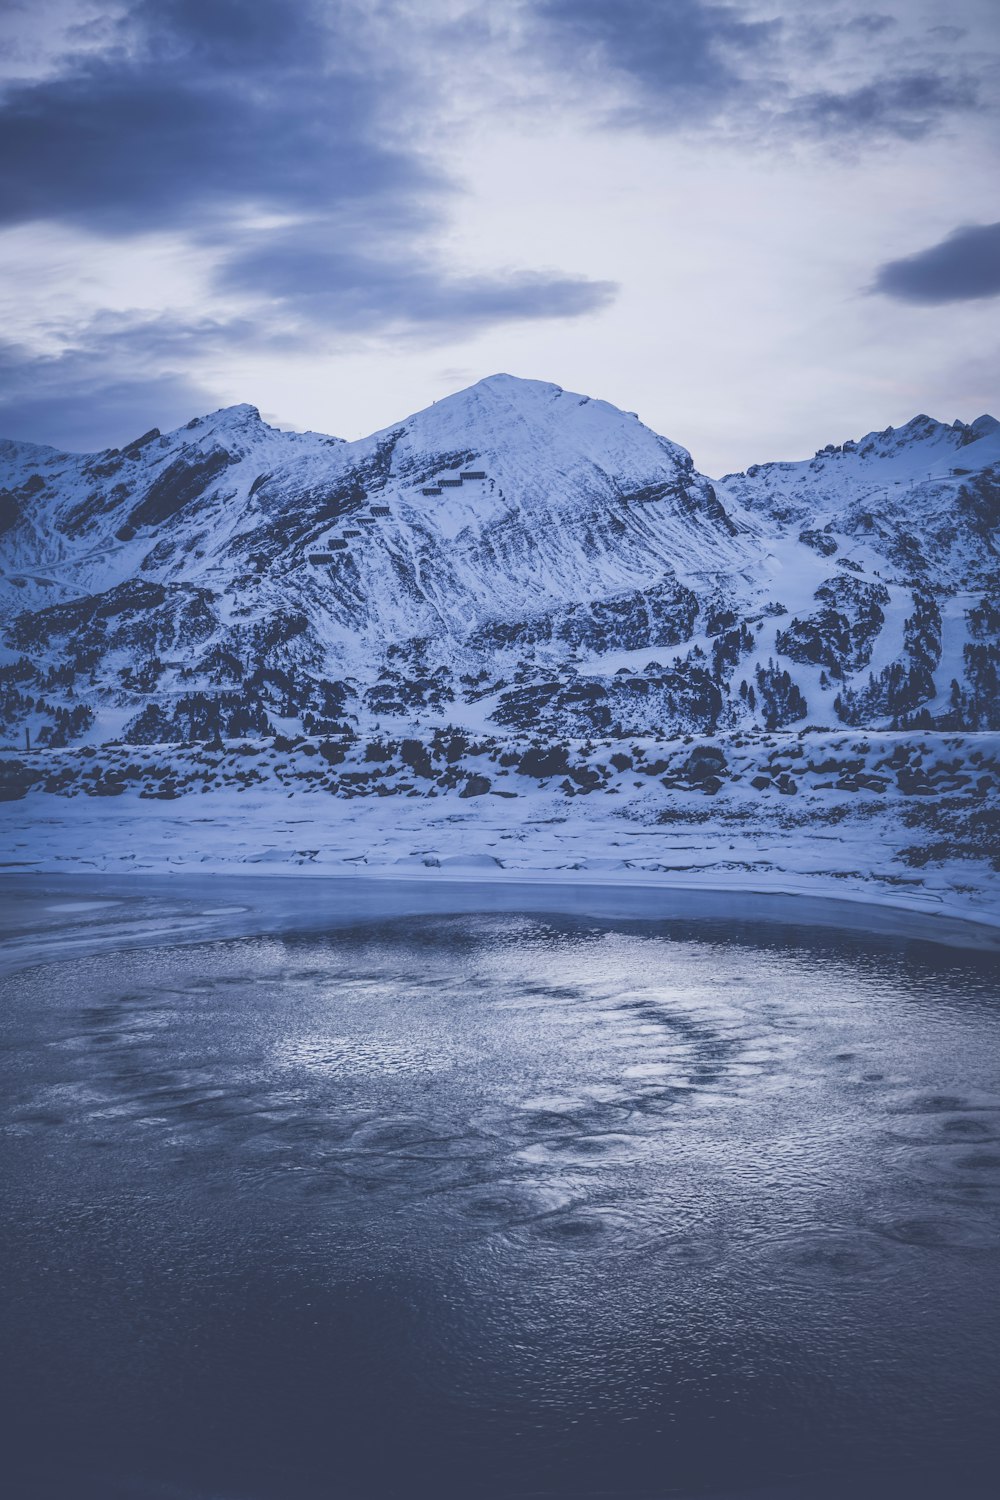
{"left": 1, "top": 376, "right": 996, "bottom": 938}
{"left": 2, "top": 728, "right": 997, "bottom": 935}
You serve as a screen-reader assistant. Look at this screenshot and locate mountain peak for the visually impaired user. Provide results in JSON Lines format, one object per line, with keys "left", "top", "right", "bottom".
{"left": 380, "top": 371, "right": 690, "bottom": 484}
{"left": 157, "top": 402, "right": 279, "bottom": 458}
{"left": 470, "top": 372, "right": 564, "bottom": 396}
{"left": 187, "top": 403, "right": 265, "bottom": 432}
{"left": 411, "top": 373, "right": 568, "bottom": 419}
{"left": 403, "top": 371, "right": 654, "bottom": 436}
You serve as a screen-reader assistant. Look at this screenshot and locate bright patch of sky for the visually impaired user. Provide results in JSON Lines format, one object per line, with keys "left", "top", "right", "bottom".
{"left": 0, "top": 0, "right": 996, "bottom": 471}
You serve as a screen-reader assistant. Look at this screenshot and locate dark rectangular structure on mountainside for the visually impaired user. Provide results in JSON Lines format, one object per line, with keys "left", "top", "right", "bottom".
{"left": 461, "top": 471, "right": 487, "bottom": 480}
{"left": 370, "top": 506, "right": 391, "bottom": 517}
{"left": 438, "top": 479, "right": 463, "bottom": 487}
{"left": 625, "top": 480, "right": 686, "bottom": 504}
{"left": 421, "top": 487, "right": 442, "bottom": 496}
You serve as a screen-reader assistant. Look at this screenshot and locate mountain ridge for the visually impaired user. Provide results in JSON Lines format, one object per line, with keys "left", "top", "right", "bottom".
{"left": 0, "top": 373, "right": 997, "bottom": 753}
{"left": 2, "top": 374, "right": 997, "bottom": 926}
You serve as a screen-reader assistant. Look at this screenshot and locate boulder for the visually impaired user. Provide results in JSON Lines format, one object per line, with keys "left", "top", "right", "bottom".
{"left": 517, "top": 746, "right": 569, "bottom": 778}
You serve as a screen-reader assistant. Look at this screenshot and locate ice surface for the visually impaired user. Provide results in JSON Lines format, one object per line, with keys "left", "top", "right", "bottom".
{"left": 1, "top": 897, "right": 998, "bottom": 1497}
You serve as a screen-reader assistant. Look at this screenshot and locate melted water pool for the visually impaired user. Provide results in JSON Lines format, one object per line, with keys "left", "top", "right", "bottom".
{"left": 1, "top": 903, "right": 998, "bottom": 1498}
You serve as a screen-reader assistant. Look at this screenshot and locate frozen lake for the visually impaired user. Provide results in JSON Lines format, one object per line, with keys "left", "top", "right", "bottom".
{"left": 1, "top": 877, "right": 999, "bottom": 1498}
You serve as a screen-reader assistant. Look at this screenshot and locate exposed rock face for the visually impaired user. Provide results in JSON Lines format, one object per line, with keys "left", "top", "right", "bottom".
{"left": 0, "top": 376, "right": 998, "bottom": 754}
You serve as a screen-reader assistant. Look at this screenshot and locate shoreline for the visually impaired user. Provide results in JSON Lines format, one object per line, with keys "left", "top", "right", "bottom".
{"left": 2, "top": 865, "right": 998, "bottom": 981}
{"left": 3, "top": 723, "right": 998, "bottom": 958}
{"left": 7, "top": 854, "right": 997, "bottom": 926}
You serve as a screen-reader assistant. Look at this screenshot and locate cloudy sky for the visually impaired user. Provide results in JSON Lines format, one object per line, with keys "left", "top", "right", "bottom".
{"left": 0, "top": 0, "right": 997, "bottom": 473}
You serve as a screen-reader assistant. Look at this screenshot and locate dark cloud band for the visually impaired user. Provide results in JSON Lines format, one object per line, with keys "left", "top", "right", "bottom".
{"left": 533, "top": 0, "right": 775, "bottom": 126}
{"left": 0, "top": 1, "right": 996, "bottom": 448}
{"left": 0, "top": 329, "right": 216, "bottom": 452}
{"left": 526, "top": 0, "right": 987, "bottom": 141}
{"left": 215, "top": 232, "right": 618, "bottom": 337}
{"left": 0, "top": 0, "right": 614, "bottom": 346}
{"left": 872, "top": 223, "right": 1000, "bottom": 304}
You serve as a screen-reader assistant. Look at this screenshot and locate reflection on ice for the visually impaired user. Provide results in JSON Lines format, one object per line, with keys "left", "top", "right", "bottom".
{"left": 43, "top": 899, "right": 121, "bottom": 912}
{"left": 274, "top": 1034, "right": 449, "bottom": 1078}
{"left": 1, "top": 896, "right": 999, "bottom": 1499}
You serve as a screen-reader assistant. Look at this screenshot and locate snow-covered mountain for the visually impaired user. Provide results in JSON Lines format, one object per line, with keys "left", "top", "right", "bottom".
{"left": 0, "top": 374, "right": 997, "bottom": 751}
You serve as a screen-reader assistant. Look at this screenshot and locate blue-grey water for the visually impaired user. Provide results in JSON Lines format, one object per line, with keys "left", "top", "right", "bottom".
{"left": 1, "top": 879, "right": 999, "bottom": 1499}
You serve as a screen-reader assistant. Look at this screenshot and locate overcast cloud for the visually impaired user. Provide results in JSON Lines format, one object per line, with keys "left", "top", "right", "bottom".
{"left": 0, "top": 0, "right": 996, "bottom": 464}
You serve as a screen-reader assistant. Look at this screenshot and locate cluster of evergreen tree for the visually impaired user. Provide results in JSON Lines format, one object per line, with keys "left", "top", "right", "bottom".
{"left": 835, "top": 588, "right": 941, "bottom": 727}
{"left": 0, "top": 656, "right": 36, "bottom": 687}
{"left": 119, "top": 658, "right": 164, "bottom": 694}
{"left": 365, "top": 639, "right": 456, "bottom": 717}
{"left": 968, "top": 596, "right": 1000, "bottom": 640}
{"left": 0, "top": 683, "right": 94, "bottom": 747}
{"left": 776, "top": 606, "right": 851, "bottom": 674}
{"left": 35, "top": 704, "right": 94, "bottom": 747}
{"left": 776, "top": 577, "right": 889, "bottom": 676}
{"left": 242, "top": 665, "right": 351, "bottom": 731}
{"left": 942, "top": 644, "right": 1000, "bottom": 730}
{"left": 711, "top": 624, "right": 754, "bottom": 680}
{"left": 903, "top": 588, "right": 942, "bottom": 668}
{"left": 835, "top": 661, "right": 936, "bottom": 727}
{"left": 124, "top": 693, "right": 272, "bottom": 745}
{"left": 2, "top": 688, "right": 52, "bottom": 727}
{"left": 753, "top": 661, "right": 808, "bottom": 729}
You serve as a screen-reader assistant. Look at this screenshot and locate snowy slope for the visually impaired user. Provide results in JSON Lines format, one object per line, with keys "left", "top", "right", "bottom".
{"left": 0, "top": 375, "right": 997, "bottom": 752}
{"left": 718, "top": 412, "right": 1000, "bottom": 585}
